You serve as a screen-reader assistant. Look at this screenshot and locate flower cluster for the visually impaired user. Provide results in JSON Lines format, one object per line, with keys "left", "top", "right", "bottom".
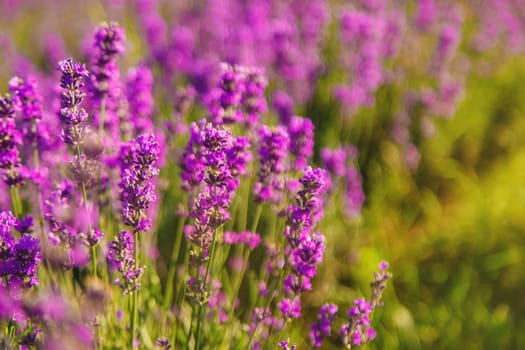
{"left": 253, "top": 125, "right": 290, "bottom": 204}
{"left": 180, "top": 120, "right": 251, "bottom": 194}
{"left": 8, "top": 75, "right": 42, "bottom": 144}
{"left": 0, "top": 93, "right": 25, "bottom": 187}
{"left": 278, "top": 167, "right": 330, "bottom": 319}
{"left": 89, "top": 21, "right": 126, "bottom": 141}
{"left": 226, "top": 136, "right": 252, "bottom": 191}
{"left": 278, "top": 338, "right": 297, "bottom": 350}
{"left": 0, "top": 210, "right": 41, "bottom": 289}
{"left": 247, "top": 306, "right": 284, "bottom": 349}
{"left": 57, "top": 58, "right": 90, "bottom": 145}
{"left": 179, "top": 121, "right": 206, "bottom": 193}
{"left": 126, "top": 64, "right": 155, "bottom": 136}
{"left": 206, "top": 63, "right": 245, "bottom": 125}
{"left": 119, "top": 133, "right": 160, "bottom": 233}
{"left": 223, "top": 230, "right": 261, "bottom": 249}
{"left": 43, "top": 179, "right": 93, "bottom": 267}
{"left": 334, "top": 10, "right": 386, "bottom": 110}
{"left": 241, "top": 67, "right": 268, "bottom": 127}
{"left": 340, "top": 261, "right": 392, "bottom": 348}
{"left": 91, "top": 22, "right": 125, "bottom": 98}
{"left": 309, "top": 303, "right": 338, "bottom": 347}
{"left": 286, "top": 115, "right": 314, "bottom": 171}
{"left": 107, "top": 230, "right": 143, "bottom": 294}
{"left": 185, "top": 123, "right": 235, "bottom": 251}
{"left": 184, "top": 122, "right": 238, "bottom": 303}
{"left": 321, "top": 146, "right": 365, "bottom": 218}
{"left": 340, "top": 298, "right": 375, "bottom": 348}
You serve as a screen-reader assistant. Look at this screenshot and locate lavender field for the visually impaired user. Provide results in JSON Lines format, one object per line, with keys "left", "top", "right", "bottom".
{"left": 1, "top": 0, "right": 524, "bottom": 349}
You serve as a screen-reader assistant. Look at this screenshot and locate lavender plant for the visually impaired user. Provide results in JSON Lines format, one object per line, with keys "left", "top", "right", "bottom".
{"left": 0, "top": 10, "right": 396, "bottom": 350}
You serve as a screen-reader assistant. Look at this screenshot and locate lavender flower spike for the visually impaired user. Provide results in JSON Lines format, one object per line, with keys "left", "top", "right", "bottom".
{"left": 57, "top": 58, "right": 89, "bottom": 145}
{"left": 0, "top": 210, "right": 41, "bottom": 290}
{"left": 8, "top": 75, "right": 43, "bottom": 143}
{"left": 310, "top": 303, "right": 338, "bottom": 347}
{"left": 119, "top": 133, "right": 160, "bottom": 233}
{"left": 253, "top": 125, "right": 290, "bottom": 204}
{"left": 107, "top": 230, "right": 143, "bottom": 294}
{"left": 0, "top": 93, "right": 26, "bottom": 187}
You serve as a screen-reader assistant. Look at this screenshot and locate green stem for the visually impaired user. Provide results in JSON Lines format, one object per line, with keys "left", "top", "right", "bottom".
{"left": 130, "top": 230, "right": 140, "bottom": 348}
{"left": 74, "top": 143, "right": 97, "bottom": 276}
{"left": 247, "top": 253, "right": 288, "bottom": 349}
{"left": 9, "top": 186, "right": 22, "bottom": 218}
{"left": 187, "top": 305, "right": 197, "bottom": 350}
{"left": 163, "top": 216, "right": 187, "bottom": 309}
{"left": 175, "top": 245, "right": 191, "bottom": 349}
{"left": 32, "top": 141, "right": 49, "bottom": 261}
{"left": 230, "top": 204, "right": 262, "bottom": 312}
{"left": 268, "top": 318, "right": 289, "bottom": 350}
{"left": 195, "top": 226, "right": 222, "bottom": 349}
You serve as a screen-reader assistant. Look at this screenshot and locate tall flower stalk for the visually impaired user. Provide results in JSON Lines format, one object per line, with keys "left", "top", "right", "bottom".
{"left": 56, "top": 58, "right": 100, "bottom": 273}
{"left": 183, "top": 122, "right": 235, "bottom": 347}
{"left": 89, "top": 21, "right": 126, "bottom": 141}
{"left": 110, "top": 133, "right": 159, "bottom": 347}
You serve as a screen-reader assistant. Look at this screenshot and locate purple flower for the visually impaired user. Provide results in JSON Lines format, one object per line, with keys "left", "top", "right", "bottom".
{"left": 223, "top": 231, "right": 261, "bottom": 249}
{"left": 132, "top": 0, "right": 167, "bottom": 69}
{"left": 225, "top": 136, "right": 252, "bottom": 191}
{"left": 253, "top": 125, "right": 290, "bottom": 204}
{"left": 345, "top": 165, "right": 365, "bottom": 218}
{"left": 432, "top": 23, "right": 461, "bottom": 74}
{"left": 165, "top": 25, "right": 195, "bottom": 75}
{"left": 0, "top": 283, "right": 24, "bottom": 320}
{"left": 15, "top": 215, "right": 33, "bottom": 234}
{"left": 119, "top": 134, "right": 160, "bottom": 233}
{"left": 86, "top": 228, "right": 104, "bottom": 247}
{"left": 310, "top": 303, "right": 338, "bottom": 347}
{"left": 186, "top": 123, "right": 234, "bottom": 242}
{"left": 10, "top": 233, "right": 41, "bottom": 288}
{"left": 321, "top": 146, "right": 365, "bottom": 218}
{"left": 340, "top": 298, "right": 374, "bottom": 347}
{"left": 182, "top": 120, "right": 254, "bottom": 308}
{"left": 44, "top": 179, "right": 79, "bottom": 246}
{"left": 291, "top": 167, "right": 330, "bottom": 228}
{"left": 107, "top": 230, "right": 143, "bottom": 294}
{"left": 57, "top": 58, "right": 89, "bottom": 146}
{"left": 0, "top": 210, "right": 17, "bottom": 259}
{"left": 278, "top": 338, "right": 297, "bottom": 350}
{"left": 205, "top": 63, "right": 245, "bottom": 125}
{"left": 179, "top": 121, "right": 206, "bottom": 193}
{"left": 278, "top": 168, "right": 329, "bottom": 320}
{"left": 0, "top": 93, "right": 26, "bottom": 187}
{"left": 277, "top": 297, "right": 301, "bottom": 319}
{"left": 88, "top": 21, "right": 126, "bottom": 141}
{"left": 338, "top": 263, "right": 392, "bottom": 348}
{"left": 272, "top": 91, "right": 294, "bottom": 126}
{"left": 371, "top": 260, "right": 392, "bottom": 308}
{"left": 416, "top": 0, "right": 438, "bottom": 31}
{"left": 126, "top": 64, "right": 154, "bottom": 136}
{"left": 241, "top": 67, "right": 268, "bottom": 127}
{"left": 336, "top": 10, "right": 385, "bottom": 110}
{"left": 320, "top": 147, "right": 347, "bottom": 177}
{"left": 155, "top": 337, "right": 171, "bottom": 350}
{"left": 8, "top": 75, "right": 43, "bottom": 143}
{"left": 0, "top": 210, "right": 41, "bottom": 289}
{"left": 287, "top": 116, "right": 314, "bottom": 170}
